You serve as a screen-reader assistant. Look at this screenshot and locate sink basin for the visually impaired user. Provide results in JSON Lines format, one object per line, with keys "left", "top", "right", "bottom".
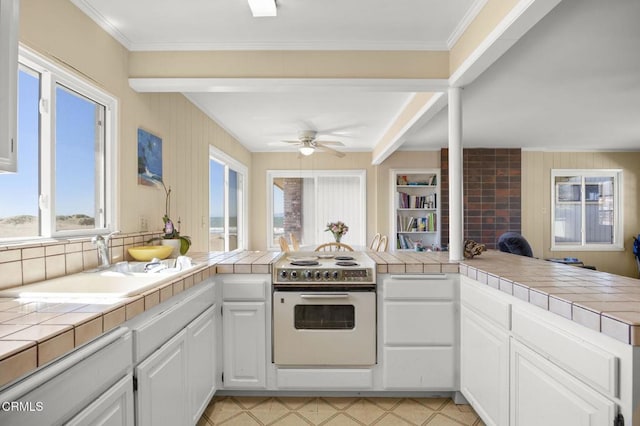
{"left": 0, "top": 273, "right": 167, "bottom": 299}
{"left": 0, "top": 259, "right": 196, "bottom": 300}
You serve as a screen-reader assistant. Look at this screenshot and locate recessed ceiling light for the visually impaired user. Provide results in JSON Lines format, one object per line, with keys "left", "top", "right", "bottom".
{"left": 248, "top": 0, "right": 277, "bottom": 17}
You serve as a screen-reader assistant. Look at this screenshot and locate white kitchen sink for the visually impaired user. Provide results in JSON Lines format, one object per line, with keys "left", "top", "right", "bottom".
{"left": 0, "top": 259, "right": 195, "bottom": 299}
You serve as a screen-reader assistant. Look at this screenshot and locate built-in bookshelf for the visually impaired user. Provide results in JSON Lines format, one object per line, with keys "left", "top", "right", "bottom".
{"left": 391, "top": 169, "right": 440, "bottom": 251}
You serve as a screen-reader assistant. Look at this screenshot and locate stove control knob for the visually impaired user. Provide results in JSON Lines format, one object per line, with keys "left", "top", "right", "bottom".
{"left": 304, "top": 270, "right": 313, "bottom": 279}
{"left": 279, "top": 270, "right": 288, "bottom": 279}
{"left": 314, "top": 271, "right": 322, "bottom": 280}
{"left": 322, "top": 271, "right": 330, "bottom": 280}
{"left": 332, "top": 271, "right": 340, "bottom": 280}
{"left": 290, "top": 270, "right": 298, "bottom": 279}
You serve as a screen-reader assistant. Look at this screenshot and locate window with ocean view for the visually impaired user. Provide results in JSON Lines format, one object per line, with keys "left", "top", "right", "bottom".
{"left": 0, "top": 49, "right": 116, "bottom": 240}
{"left": 209, "top": 147, "right": 247, "bottom": 252}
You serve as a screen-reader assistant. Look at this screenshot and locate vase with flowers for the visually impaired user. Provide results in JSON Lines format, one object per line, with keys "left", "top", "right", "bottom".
{"left": 148, "top": 181, "right": 191, "bottom": 256}
{"left": 325, "top": 221, "right": 349, "bottom": 243}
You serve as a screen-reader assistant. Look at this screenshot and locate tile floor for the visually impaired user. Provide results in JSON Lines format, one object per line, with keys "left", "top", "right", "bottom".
{"left": 198, "top": 396, "right": 486, "bottom": 426}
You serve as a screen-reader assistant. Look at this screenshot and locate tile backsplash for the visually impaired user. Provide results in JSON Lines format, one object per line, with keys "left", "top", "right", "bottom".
{"left": 0, "top": 232, "right": 162, "bottom": 290}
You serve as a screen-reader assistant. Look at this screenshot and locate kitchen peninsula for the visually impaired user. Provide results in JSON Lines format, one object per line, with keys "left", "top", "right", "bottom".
{"left": 0, "top": 247, "right": 639, "bottom": 425}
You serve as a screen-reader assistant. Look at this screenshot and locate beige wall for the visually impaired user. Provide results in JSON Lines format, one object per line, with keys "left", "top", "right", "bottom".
{"left": 19, "top": 0, "right": 251, "bottom": 252}
{"left": 522, "top": 151, "right": 640, "bottom": 277}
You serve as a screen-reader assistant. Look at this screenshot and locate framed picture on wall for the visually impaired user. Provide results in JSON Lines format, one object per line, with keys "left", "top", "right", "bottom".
{"left": 137, "top": 128, "right": 163, "bottom": 186}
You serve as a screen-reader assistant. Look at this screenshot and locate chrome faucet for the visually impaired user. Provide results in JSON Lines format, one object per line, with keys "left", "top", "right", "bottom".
{"left": 92, "top": 231, "right": 120, "bottom": 268}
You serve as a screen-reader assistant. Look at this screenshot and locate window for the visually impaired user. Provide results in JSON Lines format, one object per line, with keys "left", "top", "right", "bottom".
{"left": 551, "top": 169, "right": 623, "bottom": 250}
{"left": 0, "top": 48, "right": 116, "bottom": 241}
{"left": 209, "top": 146, "right": 247, "bottom": 252}
{"left": 267, "top": 170, "right": 366, "bottom": 249}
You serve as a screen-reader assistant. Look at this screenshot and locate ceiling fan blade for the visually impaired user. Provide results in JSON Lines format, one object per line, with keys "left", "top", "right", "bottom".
{"left": 315, "top": 144, "right": 345, "bottom": 158}
{"left": 314, "top": 140, "right": 345, "bottom": 146}
{"left": 267, "top": 140, "right": 301, "bottom": 146}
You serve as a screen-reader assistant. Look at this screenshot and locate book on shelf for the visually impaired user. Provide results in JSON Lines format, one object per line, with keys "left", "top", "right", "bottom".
{"left": 397, "top": 192, "right": 437, "bottom": 209}
{"left": 396, "top": 213, "right": 437, "bottom": 232}
{"left": 397, "top": 174, "right": 437, "bottom": 186}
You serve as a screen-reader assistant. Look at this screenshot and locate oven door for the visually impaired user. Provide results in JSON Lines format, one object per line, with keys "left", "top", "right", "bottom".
{"left": 273, "top": 291, "right": 376, "bottom": 366}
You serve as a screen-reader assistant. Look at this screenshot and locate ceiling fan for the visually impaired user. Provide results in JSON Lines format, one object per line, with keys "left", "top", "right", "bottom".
{"left": 275, "top": 130, "right": 346, "bottom": 158}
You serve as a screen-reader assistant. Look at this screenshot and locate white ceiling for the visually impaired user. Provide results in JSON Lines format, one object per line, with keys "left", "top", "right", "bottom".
{"left": 71, "top": 0, "right": 640, "bottom": 155}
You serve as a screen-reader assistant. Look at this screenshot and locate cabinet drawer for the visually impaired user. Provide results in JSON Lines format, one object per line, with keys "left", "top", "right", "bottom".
{"left": 512, "top": 308, "right": 619, "bottom": 398}
{"left": 460, "top": 276, "right": 510, "bottom": 330}
{"left": 222, "top": 278, "right": 266, "bottom": 300}
{"left": 384, "top": 274, "right": 454, "bottom": 299}
{"left": 132, "top": 283, "right": 214, "bottom": 362}
{"left": 384, "top": 347, "right": 456, "bottom": 390}
{"left": 276, "top": 368, "right": 373, "bottom": 390}
{"left": 384, "top": 301, "right": 455, "bottom": 345}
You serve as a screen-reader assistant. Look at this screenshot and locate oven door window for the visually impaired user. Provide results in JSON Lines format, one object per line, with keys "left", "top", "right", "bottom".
{"left": 294, "top": 305, "right": 355, "bottom": 330}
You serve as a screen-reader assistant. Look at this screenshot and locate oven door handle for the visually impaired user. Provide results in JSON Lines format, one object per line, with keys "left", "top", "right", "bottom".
{"left": 300, "top": 293, "right": 350, "bottom": 299}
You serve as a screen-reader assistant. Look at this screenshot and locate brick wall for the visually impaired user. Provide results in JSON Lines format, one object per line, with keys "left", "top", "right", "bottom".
{"left": 441, "top": 148, "right": 521, "bottom": 249}
{"left": 283, "top": 178, "right": 303, "bottom": 241}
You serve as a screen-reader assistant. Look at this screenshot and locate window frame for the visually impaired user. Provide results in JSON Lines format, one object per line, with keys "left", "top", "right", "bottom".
{"left": 550, "top": 169, "right": 623, "bottom": 251}
{"left": 0, "top": 46, "right": 118, "bottom": 242}
{"left": 209, "top": 145, "right": 248, "bottom": 252}
{"left": 266, "top": 169, "right": 367, "bottom": 250}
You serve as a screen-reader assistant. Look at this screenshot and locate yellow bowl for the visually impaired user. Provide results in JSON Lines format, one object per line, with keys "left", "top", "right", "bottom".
{"left": 127, "top": 245, "right": 173, "bottom": 261}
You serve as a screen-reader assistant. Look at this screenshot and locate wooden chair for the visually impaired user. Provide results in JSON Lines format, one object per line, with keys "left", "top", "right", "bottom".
{"left": 377, "top": 235, "right": 388, "bottom": 252}
{"left": 278, "top": 236, "right": 290, "bottom": 252}
{"left": 289, "top": 233, "right": 300, "bottom": 251}
{"left": 314, "top": 242, "right": 354, "bottom": 252}
{"left": 369, "top": 233, "right": 381, "bottom": 250}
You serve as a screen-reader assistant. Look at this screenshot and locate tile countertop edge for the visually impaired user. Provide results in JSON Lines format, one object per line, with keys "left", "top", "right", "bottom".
{"left": 459, "top": 251, "right": 640, "bottom": 346}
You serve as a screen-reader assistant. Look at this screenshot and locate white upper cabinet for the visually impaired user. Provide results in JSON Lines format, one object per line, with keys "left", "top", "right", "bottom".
{"left": 0, "top": 0, "right": 18, "bottom": 173}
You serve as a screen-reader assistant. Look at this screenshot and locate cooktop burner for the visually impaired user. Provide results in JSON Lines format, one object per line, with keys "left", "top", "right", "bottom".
{"left": 290, "top": 260, "right": 320, "bottom": 266}
{"left": 334, "top": 256, "right": 355, "bottom": 261}
{"left": 335, "top": 261, "right": 358, "bottom": 267}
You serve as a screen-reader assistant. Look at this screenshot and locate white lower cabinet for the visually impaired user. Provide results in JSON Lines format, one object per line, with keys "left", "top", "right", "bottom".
{"left": 188, "top": 305, "right": 217, "bottom": 424}
{"left": 222, "top": 301, "right": 266, "bottom": 388}
{"left": 66, "top": 375, "right": 134, "bottom": 426}
{"left": 382, "top": 274, "right": 457, "bottom": 390}
{"left": 510, "top": 339, "right": 616, "bottom": 426}
{"left": 131, "top": 280, "right": 217, "bottom": 426}
{"left": 460, "top": 305, "right": 509, "bottom": 426}
{"left": 135, "top": 329, "right": 188, "bottom": 426}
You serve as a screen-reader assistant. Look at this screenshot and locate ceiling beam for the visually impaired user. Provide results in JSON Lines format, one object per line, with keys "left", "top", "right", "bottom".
{"left": 371, "top": 92, "right": 447, "bottom": 165}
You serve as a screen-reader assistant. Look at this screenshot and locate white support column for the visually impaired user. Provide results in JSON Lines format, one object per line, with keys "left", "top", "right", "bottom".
{"left": 448, "top": 87, "right": 463, "bottom": 261}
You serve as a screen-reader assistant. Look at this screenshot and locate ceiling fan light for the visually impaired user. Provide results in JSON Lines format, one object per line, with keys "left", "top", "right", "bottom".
{"left": 299, "top": 146, "right": 315, "bottom": 156}
{"left": 248, "top": 0, "right": 277, "bottom": 17}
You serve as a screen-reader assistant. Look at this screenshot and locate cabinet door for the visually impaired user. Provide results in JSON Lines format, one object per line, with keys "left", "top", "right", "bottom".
{"left": 510, "top": 339, "right": 616, "bottom": 426}
{"left": 187, "top": 305, "right": 216, "bottom": 424}
{"left": 66, "top": 375, "right": 134, "bottom": 426}
{"left": 223, "top": 302, "right": 266, "bottom": 389}
{"left": 460, "top": 306, "right": 509, "bottom": 426}
{"left": 0, "top": 0, "right": 18, "bottom": 173}
{"left": 135, "top": 329, "right": 188, "bottom": 426}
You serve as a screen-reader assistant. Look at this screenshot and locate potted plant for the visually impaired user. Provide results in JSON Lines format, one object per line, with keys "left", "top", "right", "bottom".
{"left": 148, "top": 181, "right": 191, "bottom": 256}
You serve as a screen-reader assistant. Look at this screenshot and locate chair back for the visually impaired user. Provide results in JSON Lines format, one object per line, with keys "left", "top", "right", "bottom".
{"left": 278, "top": 236, "right": 290, "bottom": 252}
{"left": 289, "top": 233, "right": 300, "bottom": 251}
{"left": 314, "top": 242, "right": 354, "bottom": 252}
{"left": 369, "top": 233, "right": 381, "bottom": 250}
{"left": 377, "top": 235, "right": 388, "bottom": 252}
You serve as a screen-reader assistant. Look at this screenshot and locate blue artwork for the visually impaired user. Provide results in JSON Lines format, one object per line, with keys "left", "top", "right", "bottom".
{"left": 137, "top": 128, "right": 163, "bottom": 186}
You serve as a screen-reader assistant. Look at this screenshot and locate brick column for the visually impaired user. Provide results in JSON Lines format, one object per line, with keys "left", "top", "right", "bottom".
{"left": 283, "top": 178, "right": 303, "bottom": 241}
